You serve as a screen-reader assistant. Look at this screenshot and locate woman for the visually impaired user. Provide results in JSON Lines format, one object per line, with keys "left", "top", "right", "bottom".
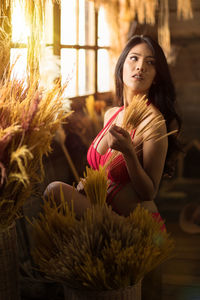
{"left": 45, "top": 35, "right": 181, "bottom": 220}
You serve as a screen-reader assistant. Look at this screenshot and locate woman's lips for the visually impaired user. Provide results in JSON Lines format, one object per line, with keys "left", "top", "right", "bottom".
{"left": 132, "top": 74, "right": 143, "bottom": 80}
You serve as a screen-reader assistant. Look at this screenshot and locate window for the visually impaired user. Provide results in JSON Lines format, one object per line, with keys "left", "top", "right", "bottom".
{"left": 10, "top": 0, "right": 111, "bottom": 98}
{"left": 10, "top": 0, "right": 29, "bottom": 80}
{"left": 59, "top": 0, "right": 111, "bottom": 97}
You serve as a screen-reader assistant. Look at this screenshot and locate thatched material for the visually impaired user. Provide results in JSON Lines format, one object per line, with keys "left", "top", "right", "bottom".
{"left": 177, "top": 0, "right": 193, "bottom": 19}
{"left": 0, "top": 222, "right": 20, "bottom": 300}
{"left": 88, "top": 0, "right": 193, "bottom": 60}
{"left": 158, "top": 0, "right": 171, "bottom": 59}
{"left": 0, "top": 0, "right": 11, "bottom": 14}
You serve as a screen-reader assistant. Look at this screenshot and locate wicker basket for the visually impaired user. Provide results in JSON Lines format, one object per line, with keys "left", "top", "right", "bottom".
{"left": 0, "top": 222, "right": 20, "bottom": 300}
{"left": 63, "top": 280, "right": 141, "bottom": 300}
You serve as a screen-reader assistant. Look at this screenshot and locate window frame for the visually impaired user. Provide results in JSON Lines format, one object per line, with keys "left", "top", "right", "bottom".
{"left": 9, "top": 1, "right": 112, "bottom": 103}
{"left": 53, "top": 1, "right": 112, "bottom": 102}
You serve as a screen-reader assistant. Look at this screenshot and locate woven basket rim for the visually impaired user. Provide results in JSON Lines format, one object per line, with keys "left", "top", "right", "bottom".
{"left": 63, "top": 280, "right": 141, "bottom": 296}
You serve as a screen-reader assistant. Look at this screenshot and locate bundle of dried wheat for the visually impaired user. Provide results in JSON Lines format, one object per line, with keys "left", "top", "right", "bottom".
{"left": 81, "top": 166, "right": 108, "bottom": 206}
{"left": 0, "top": 66, "right": 71, "bottom": 230}
{"left": 0, "top": 20, "right": 11, "bottom": 80}
{"left": 105, "top": 95, "right": 177, "bottom": 170}
{"left": 32, "top": 173, "right": 174, "bottom": 290}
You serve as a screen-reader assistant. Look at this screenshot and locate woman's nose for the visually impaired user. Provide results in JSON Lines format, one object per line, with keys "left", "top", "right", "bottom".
{"left": 136, "top": 61, "right": 145, "bottom": 72}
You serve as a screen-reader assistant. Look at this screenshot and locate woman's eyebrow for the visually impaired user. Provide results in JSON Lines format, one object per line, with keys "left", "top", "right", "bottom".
{"left": 129, "top": 52, "right": 155, "bottom": 59}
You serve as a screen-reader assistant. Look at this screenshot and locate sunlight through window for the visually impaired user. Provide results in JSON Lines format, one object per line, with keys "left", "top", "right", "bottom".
{"left": 98, "top": 7, "right": 110, "bottom": 47}
{"left": 61, "top": 0, "right": 110, "bottom": 96}
{"left": 61, "top": 49, "right": 76, "bottom": 98}
{"left": 10, "top": 0, "right": 111, "bottom": 95}
{"left": 79, "top": 0, "right": 95, "bottom": 45}
{"left": 44, "top": 1, "right": 53, "bottom": 44}
{"left": 78, "top": 50, "right": 95, "bottom": 95}
{"left": 98, "top": 49, "right": 110, "bottom": 92}
{"left": 79, "top": 0, "right": 85, "bottom": 45}
{"left": 11, "top": 0, "right": 30, "bottom": 43}
{"left": 61, "top": 0, "right": 76, "bottom": 45}
{"left": 10, "top": 48, "right": 27, "bottom": 80}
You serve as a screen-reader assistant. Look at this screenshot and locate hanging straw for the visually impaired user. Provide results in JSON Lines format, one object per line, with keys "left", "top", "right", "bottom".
{"left": 177, "top": 0, "right": 193, "bottom": 19}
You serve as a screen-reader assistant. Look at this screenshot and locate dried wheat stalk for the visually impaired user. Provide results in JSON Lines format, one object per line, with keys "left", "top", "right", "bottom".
{"left": 0, "top": 63, "right": 71, "bottom": 229}
{"left": 81, "top": 166, "right": 108, "bottom": 206}
{"left": 105, "top": 95, "right": 177, "bottom": 171}
{"left": 31, "top": 185, "right": 174, "bottom": 291}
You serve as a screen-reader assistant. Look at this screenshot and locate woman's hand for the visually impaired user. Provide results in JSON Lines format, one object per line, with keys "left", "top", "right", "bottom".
{"left": 76, "top": 179, "right": 85, "bottom": 194}
{"left": 108, "top": 124, "right": 133, "bottom": 155}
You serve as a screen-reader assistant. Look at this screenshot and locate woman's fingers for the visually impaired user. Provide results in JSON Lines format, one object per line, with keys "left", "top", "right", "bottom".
{"left": 109, "top": 125, "right": 130, "bottom": 140}
{"left": 108, "top": 125, "right": 132, "bottom": 152}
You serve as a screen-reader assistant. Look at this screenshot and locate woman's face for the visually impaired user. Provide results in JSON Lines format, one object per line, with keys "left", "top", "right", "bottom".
{"left": 122, "top": 42, "right": 156, "bottom": 97}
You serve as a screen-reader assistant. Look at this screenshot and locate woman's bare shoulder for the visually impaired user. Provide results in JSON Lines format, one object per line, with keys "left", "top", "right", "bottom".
{"left": 148, "top": 103, "right": 164, "bottom": 118}
{"left": 103, "top": 106, "right": 120, "bottom": 126}
{"left": 138, "top": 103, "right": 167, "bottom": 138}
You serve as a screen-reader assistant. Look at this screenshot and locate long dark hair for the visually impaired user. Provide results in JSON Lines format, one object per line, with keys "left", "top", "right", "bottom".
{"left": 115, "top": 35, "right": 182, "bottom": 177}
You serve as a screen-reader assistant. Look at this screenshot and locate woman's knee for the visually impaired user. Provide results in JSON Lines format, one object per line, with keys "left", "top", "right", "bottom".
{"left": 43, "top": 181, "right": 64, "bottom": 200}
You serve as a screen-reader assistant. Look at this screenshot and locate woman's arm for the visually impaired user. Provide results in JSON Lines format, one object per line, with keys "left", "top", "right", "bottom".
{"left": 108, "top": 112, "right": 168, "bottom": 201}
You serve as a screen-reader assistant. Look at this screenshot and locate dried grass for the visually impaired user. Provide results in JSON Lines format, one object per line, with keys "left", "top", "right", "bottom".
{"left": 32, "top": 168, "right": 174, "bottom": 291}
{"left": 158, "top": 0, "right": 171, "bottom": 58}
{"left": 105, "top": 95, "right": 177, "bottom": 171}
{"left": 88, "top": 0, "right": 193, "bottom": 60}
{"left": 0, "top": 64, "right": 71, "bottom": 230}
{"left": 4, "top": 0, "right": 61, "bottom": 81}
{"left": 81, "top": 166, "right": 108, "bottom": 206}
{"left": 0, "top": 19, "right": 11, "bottom": 80}
{"left": 177, "top": 0, "right": 193, "bottom": 19}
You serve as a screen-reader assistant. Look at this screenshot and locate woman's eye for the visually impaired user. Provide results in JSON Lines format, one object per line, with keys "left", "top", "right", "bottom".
{"left": 147, "top": 60, "right": 155, "bottom": 65}
{"left": 130, "top": 56, "right": 137, "bottom": 61}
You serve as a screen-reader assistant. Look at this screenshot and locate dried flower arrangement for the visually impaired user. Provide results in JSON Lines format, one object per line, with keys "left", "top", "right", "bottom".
{"left": 0, "top": 66, "right": 71, "bottom": 230}
{"left": 32, "top": 166, "right": 174, "bottom": 292}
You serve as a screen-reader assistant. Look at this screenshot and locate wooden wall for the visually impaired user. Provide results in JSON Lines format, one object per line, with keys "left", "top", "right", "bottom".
{"left": 169, "top": 0, "right": 200, "bottom": 142}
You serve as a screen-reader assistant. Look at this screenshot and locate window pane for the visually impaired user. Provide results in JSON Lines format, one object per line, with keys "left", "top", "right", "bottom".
{"left": 79, "top": 0, "right": 85, "bottom": 45}
{"left": 61, "top": 0, "right": 77, "bottom": 45}
{"left": 98, "top": 7, "right": 110, "bottom": 46}
{"left": 78, "top": 50, "right": 95, "bottom": 95}
{"left": 40, "top": 46, "right": 60, "bottom": 89}
{"left": 61, "top": 49, "right": 77, "bottom": 97}
{"left": 12, "top": 0, "right": 30, "bottom": 43}
{"left": 79, "top": 0, "right": 95, "bottom": 46}
{"left": 98, "top": 49, "right": 110, "bottom": 92}
{"left": 10, "top": 48, "right": 27, "bottom": 80}
{"left": 44, "top": 1, "right": 53, "bottom": 44}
